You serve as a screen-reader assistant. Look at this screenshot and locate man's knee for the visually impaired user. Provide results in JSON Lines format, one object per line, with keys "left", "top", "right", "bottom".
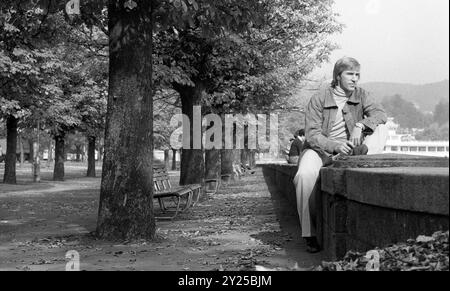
{"left": 297, "top": 167, "right": 316, "bottom": 182}
{"left": 297, "top": 154, "right": 322, "bottom": 180}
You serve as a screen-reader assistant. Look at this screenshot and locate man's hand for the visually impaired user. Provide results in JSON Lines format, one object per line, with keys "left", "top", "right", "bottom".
{"left": 350, "top": 126, "right": 363, "bottom": 146}
{"left": 335, "top": 141, "right": 354, "bottom": 155}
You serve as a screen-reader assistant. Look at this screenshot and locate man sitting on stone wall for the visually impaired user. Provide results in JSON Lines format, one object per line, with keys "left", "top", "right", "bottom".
{"left": 293, "top": 57, "right": 389, "bottom": 253}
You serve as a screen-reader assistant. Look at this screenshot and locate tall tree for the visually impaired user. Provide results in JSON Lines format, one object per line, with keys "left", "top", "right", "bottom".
{"left": 433, "top": 100, "right": 449, "bottom": 126}
{"left": 153, "top": 89, "right": 181, "bottom": 161}
{"left": 96, "top": 0, "right": 155, "bottom": 240}
{"left": 0, "top": 1, "right": 67, "bottom": 183}
{"left": 61, "top": 8, "right": 108, "bottom": 177}
{"left": 3, "top": 116, "right": 18, "bottom": 183}
{"left": 416, "top": 122, "right": 449, "bottom": 141}
{"left": 53, "top": 130, "right": 65, "bottom": 180}
{"left": 381, "top": 94, "right": 431, "bottom": 129}
{"left": 154, "top": 0, "right": 341, "bottom": 185}
{"left": 154, "top": 1, "right": 266, "bottom": 186}
{"left": 75, "top": 68, "right": 108, "bottom": 177}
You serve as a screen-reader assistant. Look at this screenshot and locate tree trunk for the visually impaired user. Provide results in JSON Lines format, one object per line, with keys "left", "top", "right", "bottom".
{"left": 19, "top": 134, "right": 24, "bottom": 167}
{"left": 96, "top": 1, "right": 155, "bottom": 241}
{"left": 220, "top": 149, "right": 234, "bottom": 183}
{"left": 28, "top": 139, "right": 34, "bottom": 163}
{"left": 221, "top": 119, "right": 240, "bottom": 183}
{"left": 32, "top": 141, "right": 40, "bottom": 183}
{"left": 53, "top": 133, "right": 65, "bottom": 181}
{"left": 171, "top": 149, "right": 177, "bottom": 171}
{"left": 75, "top": 145, "right": 82, "bottom": 162}
{"left": 3, "top": 115, "right": 17, "bottom": 184}
{"left": 87, "top": 136, "right": 96, "bottom": 177}
{"left": 47, "top": 140, "right": 53, "bottom": 167}
{"left": 241, "top": 149, "right": 250, "bottom": 167}
{"left": 205, "top": 149, "right": 221, "bottom": 180}
{"left": 240, "top": 123, "right": 250, "bottom": 167}
{"left": 205, "top": 149, "right": 221, "bottom": 192}
{"left": 82, "top": 144, "right": 87, "bottom": 162}
{"left": 164, "top": 149, "right": 170, "bottom": 170}
{"left": 204, "top": 115, "right": 220, "bottom": 181}
{"left": 176, "top": 82, "right": 205, "bottom": 186}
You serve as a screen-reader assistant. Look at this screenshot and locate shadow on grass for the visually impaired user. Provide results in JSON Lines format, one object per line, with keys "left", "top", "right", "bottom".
{"left": 0, "top": 187, "right": 99, "bottom": 243}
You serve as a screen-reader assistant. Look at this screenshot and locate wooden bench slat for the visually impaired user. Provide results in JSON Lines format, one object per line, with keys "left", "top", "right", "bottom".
{"left": 184, "top": 184, "right": 201, "bottom": 190}
{"left": 154, "top": 187, "right": 192, "bottom": 197}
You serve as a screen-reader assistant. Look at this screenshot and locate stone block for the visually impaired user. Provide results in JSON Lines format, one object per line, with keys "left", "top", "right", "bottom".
{"left": 321, "top": 168, "right": 346, "bottom": 196}
{"left": 346, "top": 201, "right": 449, "bottom": 251}
{"left": 328, "top": 195, "right": 347, "bottom": 233}
{"left": 262, "top": 161, "right": 450, "bottom": 262}
{"left": 346, "top": 167, "right": 449, "bottom": 215}
{"left": 324, "top": 230, "right": 347, "bottom": 261}
{"left": 332, "top": 154, "right": 449, "bottom": 168}
{"left": 320, "top": 192, "right": 348, "bottom": 233}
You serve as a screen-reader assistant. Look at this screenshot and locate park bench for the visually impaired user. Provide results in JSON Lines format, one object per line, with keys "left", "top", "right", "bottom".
{"left": 153, "top": 165, "right": 202, "bottom": 220}
{"left": 205, "top": 177, "right": 220, "bottom": 195}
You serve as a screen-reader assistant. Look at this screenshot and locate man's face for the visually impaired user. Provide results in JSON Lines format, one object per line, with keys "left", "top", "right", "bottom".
{"left": 338, "top": 69, "right": 360, "bottom": 92}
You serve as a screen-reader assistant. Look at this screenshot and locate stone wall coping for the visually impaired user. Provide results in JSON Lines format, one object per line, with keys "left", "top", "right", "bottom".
{"left": 261, "top": 160, "right": 449, "bottom": 259}
{"left": 262, "top": 162, "right": 449, "bottom": 216}
{"left": 332, "top": 154, "right": 449, "bottom": 168}
{"left": 344, "top": 167, "right": 449, "bottom": 215}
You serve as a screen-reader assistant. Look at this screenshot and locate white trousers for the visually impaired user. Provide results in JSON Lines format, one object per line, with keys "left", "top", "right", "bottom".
{"left": 293, "top": 125, "right": 388, "bottom": 237}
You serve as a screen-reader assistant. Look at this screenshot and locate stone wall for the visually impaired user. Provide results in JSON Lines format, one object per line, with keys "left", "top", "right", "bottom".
{"left": 261, "top": 154, "right": 449, "bottom": 260}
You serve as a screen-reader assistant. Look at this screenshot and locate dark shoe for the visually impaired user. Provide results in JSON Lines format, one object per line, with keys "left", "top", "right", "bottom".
{"left": 305, "top": 237, "right": 320, "bottom": 253}
{"left": 351, "top": 144, "right": 368, "bottom": 156}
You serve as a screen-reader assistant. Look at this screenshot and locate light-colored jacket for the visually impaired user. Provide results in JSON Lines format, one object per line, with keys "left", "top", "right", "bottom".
{"left": 304, "top": 86, "right": 387, "bottom": 158}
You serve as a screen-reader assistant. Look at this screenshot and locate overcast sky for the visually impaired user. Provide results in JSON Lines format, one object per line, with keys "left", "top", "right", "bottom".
{"left": 312, "top": 0, "right": 449, "bottom": 85}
